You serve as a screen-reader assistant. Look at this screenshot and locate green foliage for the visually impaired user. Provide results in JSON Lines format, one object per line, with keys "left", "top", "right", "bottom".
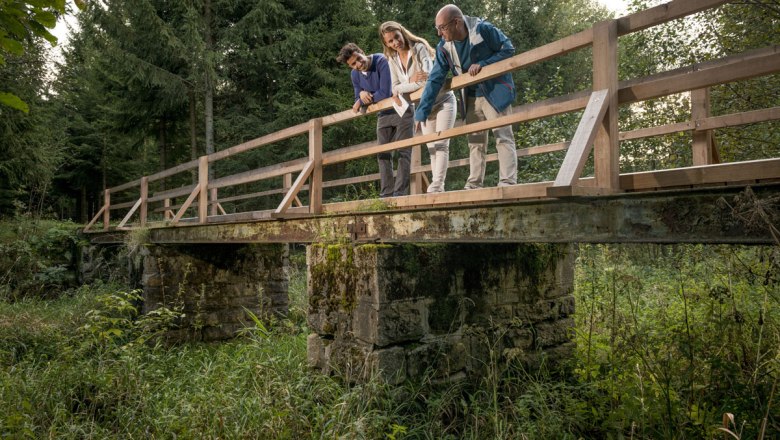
{"left": 0, "top": 0, "right": 66, "bottom": 113}
{"left": 0, "top": 217, "right": 80, "bottom": 300}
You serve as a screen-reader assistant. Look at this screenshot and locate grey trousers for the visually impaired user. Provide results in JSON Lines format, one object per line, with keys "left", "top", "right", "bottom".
{"left": 377, "top": 109, "right": 414, "bottom": 197}
{"left": 465, "top": 96, "right": 518, "bottom": 187}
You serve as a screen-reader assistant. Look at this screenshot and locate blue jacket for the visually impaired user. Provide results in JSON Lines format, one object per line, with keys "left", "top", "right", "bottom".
{"left": 350, "top": 54, "right": 394, "bottom": 115}
{"left": 414, "top": 16, "right": 515, "bottom": 122}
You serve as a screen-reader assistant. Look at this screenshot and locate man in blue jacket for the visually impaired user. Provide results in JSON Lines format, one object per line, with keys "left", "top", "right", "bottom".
{"left": 414, "top": 4, "right": 517, "bottom": 189}
{"left": 337, "top": 43, "right": 413, "bottom": 198}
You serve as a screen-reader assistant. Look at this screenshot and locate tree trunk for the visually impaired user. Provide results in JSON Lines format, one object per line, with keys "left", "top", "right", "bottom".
{"left": 158, "top": 119, "right": 167, "bottom": 191}
{"left": 204, "top": 0, "right": 214, "bottom": 171}
{"left": 189, "top": 86, "right": 198, "bottom": 184}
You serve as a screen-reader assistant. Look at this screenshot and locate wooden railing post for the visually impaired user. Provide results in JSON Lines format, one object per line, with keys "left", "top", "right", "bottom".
{"left": 140, "top": 177, "right": 148, "bottom": 227}
{"left": 209, "top": 187, "right": 218, "bottom": 216}
{"left": 164, "top": 198, "right": 172, "bottom": 221}
{"left": 692, "top": 87, "right": 718, "bottom": 165}
{"left": 198, "top": 156, "right": 208, "bottom": 223}
{"left": 102, "top": 189, "right": 110, "bottom": 230}
{"left": 309, "top": 118, "right": 323, "bottom": 214}
{"left": 411, "top": 145, "right": 424, "bottom": 194}
{"left": 592, "top": 19, "right": 620, "bottom": 191}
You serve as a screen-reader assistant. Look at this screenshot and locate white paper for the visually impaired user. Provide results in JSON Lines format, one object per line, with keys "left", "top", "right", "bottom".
{"left": 392, "top": 94, "right": 409, "bottom": 117}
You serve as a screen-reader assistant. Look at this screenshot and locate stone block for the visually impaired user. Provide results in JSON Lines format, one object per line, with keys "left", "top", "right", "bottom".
{"left": 352, "top": 299, "right": 427, "bottom": 347}
{"left": 533, "top": 317, "right": 575, "bottom": 348}
{"left": 307, "top": 334, "right": 328, "bottom": 370}
{"left": 367, "top": 346, "right": 407, "bottom": 385}
{"left": 407, "top": 338, "right": 467, "bottom": 379}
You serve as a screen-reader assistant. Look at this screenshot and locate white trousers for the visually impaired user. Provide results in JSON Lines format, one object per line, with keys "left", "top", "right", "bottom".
{"left": 421, "top": 92, "right": 457, "bottom": 192}
{"left": 465, "top": 96, "right": 517, "bottom": 187}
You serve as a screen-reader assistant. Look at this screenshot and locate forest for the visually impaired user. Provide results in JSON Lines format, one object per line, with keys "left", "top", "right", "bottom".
{"left": 1, "top": 0, "right": 779, "bottom": 438}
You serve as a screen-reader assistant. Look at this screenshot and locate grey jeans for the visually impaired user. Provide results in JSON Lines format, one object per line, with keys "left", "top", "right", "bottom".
{"left": 377, "top": 109, "right": 414, "bottom": 197}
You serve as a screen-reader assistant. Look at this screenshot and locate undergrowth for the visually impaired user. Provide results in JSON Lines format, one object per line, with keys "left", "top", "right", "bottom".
{"left": 0, "top": 242, "right": 777, "bottom": 439}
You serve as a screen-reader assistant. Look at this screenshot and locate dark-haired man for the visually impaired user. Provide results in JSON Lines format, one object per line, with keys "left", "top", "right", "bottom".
{"left": 337, "top": 43, "right": 413, "bottom": 197}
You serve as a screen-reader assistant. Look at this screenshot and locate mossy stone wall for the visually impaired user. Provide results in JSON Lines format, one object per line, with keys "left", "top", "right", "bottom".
{"left": 307, "top": 243, "right": 575, "bottom": 384}
{"left": 141, "top": 244, "right": 289, "bottom": 341}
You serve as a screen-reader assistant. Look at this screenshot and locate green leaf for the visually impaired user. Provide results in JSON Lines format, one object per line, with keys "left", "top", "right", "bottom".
{"left": 27, "top": 21, "right": 57, "bottom": 44}
{"left": 32, "top": 11, "right": 57, "bottom": 28}
{"left": 0, "top": 13, "right": 28, "bottom": 39}
{"left": 0, "top": 37, "right": 24, "bottom": 55}
{"left": 0, "top": 91, "right": 30, "bottom": 113}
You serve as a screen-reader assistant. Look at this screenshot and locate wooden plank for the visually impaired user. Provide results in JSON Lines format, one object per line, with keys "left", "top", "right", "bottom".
{"left": 198, "top": 156, "right": 209, "bottom": 224}
{"left": 84, "top": 204, "right": 107, "bottom": 232}
{"left": 547, "top": 185, "right": 620, "bottom": 197}
{"left": 209, "top": 188, "right": 218, "bottom": 216}
{"left": 147, "top": 159, "right": 199, "bottom": 183}
{"left": 117, "top": 198, "right": 142, "bottom": 229}
{"left": 697, "top": 106, "right": 780, "bottom": 131}
{"left": 274, "top": 161, "right": 314, "bottom": 217}
{"left": 620, "top": 46, "right": 779, "bottom": 90}
{"left": 411, "top": 144, "right": 424, "bottom": 195}
{"left": 322, "top": 91, "right": 590, "bottom": 167}
{"left": 164, "top": 199, "right": 172, "bottom": 221}
{"left": 691, "top": 88, "right": 713, "bottom": 165}
{"left": 616, "top": 0, "right": 731, "bottom": 36}
{"left": 208, "top": 122, "right": 309, "bottom": 162}
{"left": 209, "top": 157, "right": 308, "bottom": 190}
{"left": 110, "top": 201, "right": 137, "bottom": 210}
{"left": 553, "top": 90, "right": 610, "bottom": 187}
{"left": 619, "top": 122, "right": 694, "bottom": 141}
{"left": 109, "top": 178, "right": 142, "bottom": 194}
{"left": 149, "top": 184, "right": 197, "bottom": 203}
{"left": 102, "top": 189, "right": 110, "bottom": 231}
{"left": 284, "top": 173, "right": 303, "bottom": 207}
{"left": 619, "top": 51, "right": 780, "bottom": 104}
{"left": 592, "top": 19, "right": 620, "bottom": 191}
{"left": 309, "top": 118, "right": 323, "bottom": 214}
{"left": 172, "top": 184, "right": 201, "bottom": 225}
{"left": 140, "top": 177, "right": 148, "bottom": 227}
{"left": 620, "top": 158, "right": 780, "bottom": 190}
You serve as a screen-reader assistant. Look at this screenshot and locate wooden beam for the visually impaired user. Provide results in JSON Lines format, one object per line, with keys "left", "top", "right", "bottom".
{"left": 84, "top": 204, "right": 107, "bottom": 232}
{"left": 140, "top": 176, "right": 148, "bottom": 227}
{"left": 209, "top": 157, "right": 308, "bottom": 190}
{"left": 309, "top": 118, "right": 323, "bottom": 214}
{"left": 209, "top": 188, "right": 218, "bottom": 216}
{"left": 109, "top": 179, "right": 142, "bottom": 194}
{"left": 164, "top": 199, "right": 172, "bottom": 221}
{"left": 102, "top": 189, "right": 110, "bottom": 231}
{"left": 411, "top": 144, "right": 424, "bottom": 195}
{"left": 117, "top": 198, "right": 142, "bottom": 229}
{"left": 146, "top": 159, "right": 199, "bottom": 184}
{"left": 620, "top": 158, "right": 780, "bottom": 190}
{"left": 274, "top": 160, "right": 315, "bottom": 217}
{"left": 553, "top": 90, "right": 611, "bottom": 187}
{"left": 284, "top": 173, "right": 303, "bottom": 207}
{"left": 616, "top": 0, "right": 731, "bottom": 36}
{"left": 149, "top": 185, "right": 197, "bottom": 203}
{"left": 697, "top": 106, "right": 780, "bottom": 131}
{"left": 620, "top": 122, "right": 694, "bottom": 141}
{"left": 172, "top": 183, "right": 201, "bottom": 225}
{"left": 198, "top": 156, "right": 208, "bottom": 224}
{"left": 592, "top": 19, "right": 620, "bottom": 191}
{"left": 208, "top": 122, "right": 309, "bottom": 162}
{"left": 619, "top": 51, "right": 780, "bottom": 104}
{"left": 691, "top": 88, "right": 713, "bottom": 165}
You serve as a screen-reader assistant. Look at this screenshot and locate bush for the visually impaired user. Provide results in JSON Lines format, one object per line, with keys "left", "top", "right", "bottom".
{"left": 0, "top": 218, "right": 80, "bottom": 299}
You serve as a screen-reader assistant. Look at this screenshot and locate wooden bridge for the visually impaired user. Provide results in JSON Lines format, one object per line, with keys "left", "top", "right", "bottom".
{"left": 84, "top": 0, "right": 780, "bottom": 245}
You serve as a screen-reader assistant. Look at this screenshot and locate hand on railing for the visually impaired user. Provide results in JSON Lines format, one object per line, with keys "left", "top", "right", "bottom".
{"left": 410, "top": 71, "right": 428, "bottom": 83}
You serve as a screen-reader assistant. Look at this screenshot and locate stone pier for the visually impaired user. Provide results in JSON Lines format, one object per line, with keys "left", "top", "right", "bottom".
{"left": 306, "top": 243, "right": 575, "bottom": 384}
{"left": 140, "top": 244, "right": 289, "bottom": 341}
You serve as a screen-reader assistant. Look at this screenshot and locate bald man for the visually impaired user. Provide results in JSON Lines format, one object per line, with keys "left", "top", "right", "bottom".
{"left": 414, "top": 5, "right": 518, "bottom": 189}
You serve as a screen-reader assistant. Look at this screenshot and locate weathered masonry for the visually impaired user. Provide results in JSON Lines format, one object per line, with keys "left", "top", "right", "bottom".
{"left": 307, "top": 243, "right": 575, "bottom": 383}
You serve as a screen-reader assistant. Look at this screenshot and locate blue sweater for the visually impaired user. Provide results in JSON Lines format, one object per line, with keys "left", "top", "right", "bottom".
{"left": 351, "top": 54, "right": 393, "bottom": 115}
{"left": 415, "top": 16, "right": 515, "bottom": 122}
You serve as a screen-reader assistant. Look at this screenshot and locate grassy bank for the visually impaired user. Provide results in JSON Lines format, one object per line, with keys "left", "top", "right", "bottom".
{"left": 1, "top": 241, "right": 777, "bottom": 438}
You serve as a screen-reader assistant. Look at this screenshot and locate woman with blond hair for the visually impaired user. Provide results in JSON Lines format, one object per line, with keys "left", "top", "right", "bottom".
{"left": 379, "top": 21, "right": 456, "bottom": 193}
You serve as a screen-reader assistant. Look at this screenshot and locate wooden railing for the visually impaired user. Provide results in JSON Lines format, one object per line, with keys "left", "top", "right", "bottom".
{"left": 85, "top": 0, "right": 780, "bottom": 232}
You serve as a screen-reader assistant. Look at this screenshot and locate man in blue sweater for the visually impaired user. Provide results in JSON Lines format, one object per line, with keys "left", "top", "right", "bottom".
{"left": 337, "top": 43, "right": 413, "bottom": 198}
{"left": 415, "top": 4, "right": 517, "bottom": 189}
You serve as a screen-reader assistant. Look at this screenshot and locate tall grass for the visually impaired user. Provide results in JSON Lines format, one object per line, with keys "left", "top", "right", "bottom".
{"left": 1, "top": 243, "right": 777, "bottom": 438}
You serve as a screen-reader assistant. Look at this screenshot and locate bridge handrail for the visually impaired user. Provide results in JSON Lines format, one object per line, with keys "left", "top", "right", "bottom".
{"left": 85, "top": 0, "right": 780, "bottom": 231}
